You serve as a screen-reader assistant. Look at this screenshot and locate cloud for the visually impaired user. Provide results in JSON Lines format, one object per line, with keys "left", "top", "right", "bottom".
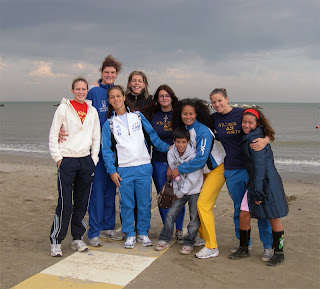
{"left": 29, "top": 61, "right": 68, "bottom": 78}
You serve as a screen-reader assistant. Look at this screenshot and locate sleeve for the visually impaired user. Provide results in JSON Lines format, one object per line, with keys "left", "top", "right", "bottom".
{"left": 140, "top": 113, "right": 170, "bottom": 153}
{"left": 167, "top": 147, "right": 177, "bottom": 170}
{"left": 48, "top": 105, "right": 64, "bottom": 162}
{"left": 101, "top": 120, "right": 117, "bottom": 175}
{"left": 250, "top": 143, "right": 267, "bottom": 201}
{"left": 90, "top": 109, "right": 101, "bottom": 165}
{"left": 86, "top": 88, "right": 94, "bottom": 101}
{"left": 178, "top": 129, "right": 213, "bottom": 174}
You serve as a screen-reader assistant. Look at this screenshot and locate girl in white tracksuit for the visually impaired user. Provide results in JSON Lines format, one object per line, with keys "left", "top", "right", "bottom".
{"left": 49, "top": 78, "right": 100, "bottom": 256}
{"left": 101, "top": 85, "right": 170, "bottom": 249}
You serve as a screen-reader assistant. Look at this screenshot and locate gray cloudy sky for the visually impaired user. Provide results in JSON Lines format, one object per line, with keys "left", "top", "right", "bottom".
{"left": 0, "top": 0, "right": 319, "bottom": 102}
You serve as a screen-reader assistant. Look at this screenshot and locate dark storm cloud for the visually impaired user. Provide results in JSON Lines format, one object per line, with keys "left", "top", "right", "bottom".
{"left": 1, "top": 0, "right": 319, "bottom": 66}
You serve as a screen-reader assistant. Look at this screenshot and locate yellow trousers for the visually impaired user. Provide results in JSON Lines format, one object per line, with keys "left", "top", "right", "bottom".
{"left": 198, "top": 163, "right": 225, "bottom": 249}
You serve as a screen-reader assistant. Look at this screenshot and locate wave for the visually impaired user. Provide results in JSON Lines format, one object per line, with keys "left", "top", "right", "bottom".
{"left": 0, "top": 144, "right": 49, "bottom": 154}
{"left": 275, "top": 158, "right": 320, "bottom": 167}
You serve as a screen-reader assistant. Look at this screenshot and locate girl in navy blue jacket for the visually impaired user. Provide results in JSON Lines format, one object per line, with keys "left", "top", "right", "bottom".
{"left": 229, "top": 108, "right": 288, "bottom": 266}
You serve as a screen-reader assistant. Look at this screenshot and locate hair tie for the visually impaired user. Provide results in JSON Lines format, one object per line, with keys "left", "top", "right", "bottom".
{"left": 243, "top": 108, "right": 259, "bottom": 119}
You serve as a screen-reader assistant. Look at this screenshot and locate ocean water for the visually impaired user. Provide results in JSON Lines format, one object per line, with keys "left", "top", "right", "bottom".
{"left": 0, "top": 101, "right": 319, "bottom": 174}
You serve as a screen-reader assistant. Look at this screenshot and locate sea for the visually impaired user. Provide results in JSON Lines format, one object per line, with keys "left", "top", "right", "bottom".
{"left": 0, "top": 102, "right": 319, "bottom": 175}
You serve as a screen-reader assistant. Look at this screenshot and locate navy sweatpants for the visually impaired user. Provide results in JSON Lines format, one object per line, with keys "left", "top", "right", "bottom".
{"left": 50, "top": 156, "right": 95, "bottom": 245}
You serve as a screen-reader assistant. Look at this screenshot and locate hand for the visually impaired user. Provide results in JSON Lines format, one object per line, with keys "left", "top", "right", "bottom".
{"left": 171, "top": 168, "right": 180, "bottom": 179}
{"left": 59, "top": 126, "right": 68, "bottom": 143}
{"left": 110, "top": 172, "right": 122, "bottom": 187}
{"left": 57, "top": 159, "right": 62, "bottom": 167}
{"left": 166, "top": 167, "right": 172, "bottom": 178}
{"left": 255, "top": 201, "right": 262, "bottom": 205}
{"left": 90, "top": 81, "right": 99, "bottom": 87}
{"left": 168, "top": 145, "right": 173, "bottom": 150}
{"left": 250, "top": 136, "right": 269, "bottom": 151}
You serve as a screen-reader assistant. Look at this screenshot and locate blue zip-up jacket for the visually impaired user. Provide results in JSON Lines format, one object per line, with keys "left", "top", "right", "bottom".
{"left": 241, "top": 126, "right": 289, "bottom": 219}
{"left": 102, "top": 110, "right": 170, "bottom": 175}
{"left": 178, "top": 120, "right": 223, "bottom": 174}
{"left": 86, "top": 80, "right": 112, "bottom": 127}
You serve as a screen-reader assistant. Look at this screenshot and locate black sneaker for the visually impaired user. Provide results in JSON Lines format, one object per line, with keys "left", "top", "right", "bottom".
{"left": 266, "top": 252, "right": 284, "bottom": 266}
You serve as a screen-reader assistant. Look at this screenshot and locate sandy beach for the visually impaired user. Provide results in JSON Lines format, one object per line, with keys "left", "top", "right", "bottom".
{"left": 0, "top": 153, "right": 319, "bottom": 289}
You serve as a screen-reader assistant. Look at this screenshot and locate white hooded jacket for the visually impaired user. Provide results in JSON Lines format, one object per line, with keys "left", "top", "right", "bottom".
{"left": 167, "top": 142, "right": 203, "bottom": 198}
{"left": 49, "top": 98, "right": 100, "bottom": 165}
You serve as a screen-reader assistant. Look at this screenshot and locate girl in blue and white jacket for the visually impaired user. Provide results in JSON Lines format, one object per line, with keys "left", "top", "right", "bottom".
{"left": 101, "top": 85, "right": 170, "bottom": 249}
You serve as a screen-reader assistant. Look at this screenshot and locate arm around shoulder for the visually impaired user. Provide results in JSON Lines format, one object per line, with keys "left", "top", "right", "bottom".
{"left": 91, "top": 109, "right": 101, "bottom": 165}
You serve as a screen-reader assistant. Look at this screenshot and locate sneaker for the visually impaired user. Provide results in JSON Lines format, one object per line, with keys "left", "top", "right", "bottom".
{"left": 262, "top": 248, "right": 274, "bottom": 262}
{"left": 229, "top": 247, "right": 250, "bottom": 260}
{"left": 230, "top": 241, "right": 252, "bottom": 253}
{"left": 124, "top": 236, "right": 136, "bottom": 249}
{"left": 180, "top": 245, "right": 194, "bottom": 255}
{"left": 194, "top": 237, "right": 205, "bottom": 247}
{"left": 71, "top": 240, "right": 89, "bottom": 252}
{"left": 89, "top": 236, "right": 102, "bottom": 247}
{"left": 176, "top": 231, "right": 184, "bottom": 244}
{"left": 266, "top": 252, "right": 284, "bottom": 266}
{"left": 50, "top": 244, "right": 62, "bottom": 257}
{"left": 137, "top": 235, "right": 153, "bottom": 247}
{"left": 195, "top": 247, "right": 219, "bottom": 259}
{"left": 155, "top": 240, "right": 170, "bottom": 251}
{"left": 100, "top": 230, "right": 124, "bottom": 241}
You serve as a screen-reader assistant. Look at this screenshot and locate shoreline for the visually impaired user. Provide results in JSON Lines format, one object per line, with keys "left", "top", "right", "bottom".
{"left": 1, "top": 152, "right": 318, "bottom": 185}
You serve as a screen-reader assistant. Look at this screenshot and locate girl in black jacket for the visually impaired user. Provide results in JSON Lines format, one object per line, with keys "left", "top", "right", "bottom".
{"left": 229, "top": 108, "right": 288, "bottom": 266}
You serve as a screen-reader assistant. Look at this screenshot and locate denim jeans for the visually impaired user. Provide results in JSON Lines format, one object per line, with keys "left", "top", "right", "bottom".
{"left": 159, "top": 193, "right": 200, "bottom": 246}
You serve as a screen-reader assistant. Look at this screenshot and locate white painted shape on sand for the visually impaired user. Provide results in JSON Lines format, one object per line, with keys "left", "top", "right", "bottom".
{"left": 41, "top": 251, "right": 156, "bottom": 286}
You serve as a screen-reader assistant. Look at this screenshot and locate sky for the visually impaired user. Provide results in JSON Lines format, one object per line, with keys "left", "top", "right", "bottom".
{"left": 0, "top": 0, "right": 319, "bottom": 103}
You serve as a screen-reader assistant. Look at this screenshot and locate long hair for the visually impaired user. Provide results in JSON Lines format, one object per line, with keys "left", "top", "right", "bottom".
{"left": 106, "top": 85, "right": 134, "bottom": 118}
{"left": 242, "top": 108, "right": 275, "bottom": 141}
{"left": 141, "top": 84, "right": 179, "bottom": 120}
{"left": 172, "top": 98, "right": 213, "bottom": 130}
{"left": 124, "top": 71, "right": 150, "bottom": 100}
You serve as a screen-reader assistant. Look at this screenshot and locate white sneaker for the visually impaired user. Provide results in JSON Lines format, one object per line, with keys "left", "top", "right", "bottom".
{"left": 230, "top": 241, "right": 252, "bottom": 253}
{"left": 100, "top": 230, "right": 124, "bottom": 241}
{"left": 262, "top": 248, "right": 274, "bottom": 262}
{"left": 50, "top": 244, "right": 62, "bottom": 257}
{"left": 137, "top": 235, "right": 153, "bottom": 247}
{"left": 89, "top": 236, "right": 102, "bottom": 247}
{"left": 195, "top": 247, "right": 219, "bottom": 259}
{"left": 155, "top": 240, "right": 169, "bottom": 251}
{"left": 194, "top": 237, "right": 205, "bottom": 247}
{"left": 71, "top": 240, "right": 89, "bottom": 252}
{"left": 124, "top": 236, "right": 136, "bottom": 249}
{"left": 180, "top": 244, "right": 193, "bottom": 255}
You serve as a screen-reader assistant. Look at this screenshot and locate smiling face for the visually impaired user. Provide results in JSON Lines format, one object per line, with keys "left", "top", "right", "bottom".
{"left": 174, "top": 137, "right": 188, "bottom": 156}
{"left": 72, "top": 81, "right": 88, "bottom": 103}
{"left": 108, "top": 88, "right": 126, "bottom": 113}
{"left": 129, "top": 74, "right": 146, "bottom": 95}
{"left": 210, "top": 92, "right": 231, "bottom": 115}
{"left": 158, "top": 89, "right": 172, "bottom": 111}
{"left": 242, "top": 114, "right": 258, "bottom": 134}
{"left": 181, "top": 105, "right": 197, "bottom": 126}
{"left": 101, "top": 66, "right": 118, "bottom": 85}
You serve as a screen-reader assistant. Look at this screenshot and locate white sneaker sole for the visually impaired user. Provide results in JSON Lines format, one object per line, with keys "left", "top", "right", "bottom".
{"left": 124, "top": 243, "right": 136, "bottom": 249}
{"left": 195, "top": 251, "right": 219, "bottom": 259}
{"left": 155, "top": 243, "right": 169, "bottom": 251}
{"left": 51, "top": 252, "right": 62, "bottom": 257}
{"left": 71, "top": 245, "right": 89, "bottom": 252}
{"left": 138, "top": 240, "right": 153, "bottom": 247}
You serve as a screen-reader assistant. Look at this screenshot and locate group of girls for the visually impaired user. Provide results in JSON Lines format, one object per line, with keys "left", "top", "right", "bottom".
{"left": 50, "top": 54, "right": 288, "bottom": 266}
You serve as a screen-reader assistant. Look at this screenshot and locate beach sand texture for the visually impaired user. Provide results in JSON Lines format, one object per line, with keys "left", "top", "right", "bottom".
{"left": 0, "top": 154, "right": 319, "bottom": 289}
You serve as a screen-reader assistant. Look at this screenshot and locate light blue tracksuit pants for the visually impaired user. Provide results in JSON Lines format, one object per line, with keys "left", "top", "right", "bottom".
{"left": 88, "top": 153, "right": 116, "bottom": 239}
{"left": 225, "top": 169, "right": 273, "bottom": 249}
{"left": 118, "top": 163, "right": 153, "bottom": 237}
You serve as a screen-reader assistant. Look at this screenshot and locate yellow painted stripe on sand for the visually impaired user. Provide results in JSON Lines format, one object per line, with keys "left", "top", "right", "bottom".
{"left": 11, "top": 273, "right": 124, "bottom": 289}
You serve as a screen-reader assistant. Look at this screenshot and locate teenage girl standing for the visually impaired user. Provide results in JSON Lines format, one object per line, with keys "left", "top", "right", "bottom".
{"left": 101, "top": 85, "right": 170, "bottom": 249}
{"left": 210, "top": 88, "right": 273, "bottom": 261}
{"left": 141, "top": 84, "right": 186, "bottom": 242}
{"left": 229, "top": 108, "right": 288, "bottom": 266}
